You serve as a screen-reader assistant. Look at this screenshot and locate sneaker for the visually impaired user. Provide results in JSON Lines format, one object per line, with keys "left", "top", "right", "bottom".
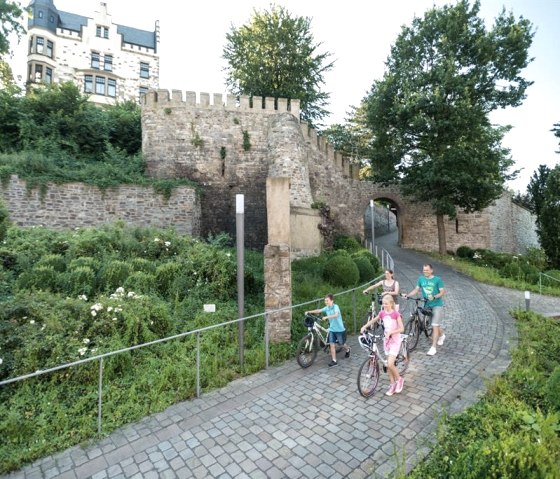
{"left": 437, "top": 334, "right": 446, "bottom": 346}
{"left": 427, "top": 346, "right": 437, "bottom": 356}
{"left": 395, "top": 376, "right": 405, "bottom": 393}
{"left": 385, "top": 383, "right": 396, "bottom": 396}
{"left": 345, "top": 347, "right": 351, "bottom": 359}
{"left": 328, "top": 360, "right": 338, "bottom": 367}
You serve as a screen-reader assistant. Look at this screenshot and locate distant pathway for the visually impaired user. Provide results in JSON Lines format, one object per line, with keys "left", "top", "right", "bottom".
{"left": 3, "top": 234, "right": 559, "bottom": 479}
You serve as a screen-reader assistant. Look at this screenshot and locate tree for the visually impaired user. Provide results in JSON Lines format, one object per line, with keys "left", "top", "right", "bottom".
{"left": 0, "top": 0, "right": 24, "bottom": 57}
{"left": 222, "top": 5, "right": 334, "bottom": 126}
{"left": 553, "top": 122, "right": 560, "bottom": 153}
{"left": 526, "top": 164, "right": 550, "bottom": 217}
{"left": 538, "top": 165, "right": 560, "bottom": 268}
{"left": 363, "top": 0, "right": 534, "bottom": 254}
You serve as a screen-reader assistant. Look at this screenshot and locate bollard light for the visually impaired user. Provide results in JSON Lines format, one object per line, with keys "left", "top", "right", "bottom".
{"left": 524, "top": 290, "right": 530, "bottom": 311}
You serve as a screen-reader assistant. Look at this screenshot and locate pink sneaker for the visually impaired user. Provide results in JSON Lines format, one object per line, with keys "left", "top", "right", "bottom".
{"left": 385, "top": 383, "right": 397, "bottom": 396}
{"left": 395, "top": 376, "right": 405, "bottom": 393}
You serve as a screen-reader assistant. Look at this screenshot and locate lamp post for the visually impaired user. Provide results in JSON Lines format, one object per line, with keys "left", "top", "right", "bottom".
{"left": 370, "top": 199, "right": 375, "bottom": 254}
{"left": 386, "top": 203, "right": 390, "bottom": 233}
{"left": 236, "top": 194, "right": 245, "bottom": 368}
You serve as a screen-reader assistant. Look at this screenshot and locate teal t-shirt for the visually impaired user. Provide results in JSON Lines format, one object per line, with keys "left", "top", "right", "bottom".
{"left": 321, "top": 304, "right": 345, "bottom": 332}
{"left": 417, "top": 275, "right": 444, "bottom": 307}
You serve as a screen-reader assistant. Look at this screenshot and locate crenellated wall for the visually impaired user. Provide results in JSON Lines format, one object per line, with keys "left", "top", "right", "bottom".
{"left": 141, "top": 89, "right": 539, "bottom": 255}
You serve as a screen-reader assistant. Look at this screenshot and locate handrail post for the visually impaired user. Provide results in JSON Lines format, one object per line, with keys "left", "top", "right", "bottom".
{"left": 196, "top": 332, "right": 201, "bottom": 398}
{"left": 97, "top": 357, "right": 104, "bottom": 435}
{"left": 265, "top": 313, "right": 269, "bottom": 369}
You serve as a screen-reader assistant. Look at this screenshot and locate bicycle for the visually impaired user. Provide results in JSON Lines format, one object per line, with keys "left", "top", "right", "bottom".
{"left": 296, "top": 313, "right": 342, "bottom": 368}
{"left": 356, "top": 329, "right": 410, "bottom": 398}
{"left": 361, "top": 292, "right": 384, "bottom": 339}
{"left": 400, "top": 295, "right": 433, "bottom": 352}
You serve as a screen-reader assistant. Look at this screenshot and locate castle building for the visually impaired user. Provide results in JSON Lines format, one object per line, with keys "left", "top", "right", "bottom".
{"left": 26, "top": 0, "right": 159, "bottom": 105}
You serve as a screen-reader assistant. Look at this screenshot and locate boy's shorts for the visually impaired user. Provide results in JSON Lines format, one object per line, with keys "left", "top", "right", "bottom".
{"left": 328, "top": 330, "right": 347, "bottom": 345}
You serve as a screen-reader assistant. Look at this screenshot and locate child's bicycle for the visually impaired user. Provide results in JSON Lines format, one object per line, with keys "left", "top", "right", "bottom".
{"left": 296, "top": 313, "right": 342, "bottom": 368}
{"left": 356, "top": 329, "right": 410, "bottom": 398}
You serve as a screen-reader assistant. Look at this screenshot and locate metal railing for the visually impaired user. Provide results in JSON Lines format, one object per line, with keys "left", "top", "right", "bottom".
{"left": 1, "top": 268, "right": 394, "bottom": 435}
{"left": 539, "top": 272, "right": 560, "bottom": 294}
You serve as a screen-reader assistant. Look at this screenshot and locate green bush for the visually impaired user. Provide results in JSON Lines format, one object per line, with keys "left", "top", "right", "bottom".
{"left": 333, "top": 234, "right": 362, "bottom": 253}
{"left": 541, "top": 270, "right": 560, "bottom": 288}
{"left": 99, "top": 260, "right": 131, "bottom": 292}
{"left": 352, "top": 249, "right": 380, "bottom": 274}
{"left": 63, "top": 266, "right": 96, "bottom": 297}
{"left": 36, "top": 254, "right": 66, "bottom": 272}
{"left": 456, "top": 245, "right": 474, "bottom": 258}
{"left": 0, "top": 199, "right": 9, "bottom": 242}
{"left": 353, "top": 256, "right": 375, "bottom": 283}
{"left": 322, "top": 252, "right": 359, "bottom": 287}
{"left": 16, "top": 266, "right": 61, "bottom": 292}
{"left": 545, "top": 366, "right": 560, "bottom": 412}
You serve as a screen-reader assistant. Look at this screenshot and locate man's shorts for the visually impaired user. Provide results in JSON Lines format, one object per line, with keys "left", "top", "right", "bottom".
{"left": 430, "top": 306, "right": 444, "bottom": 327}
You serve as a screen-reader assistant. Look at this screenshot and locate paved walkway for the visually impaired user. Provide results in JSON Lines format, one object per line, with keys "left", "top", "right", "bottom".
{"left": 3, "top": 235, "right": 559, "bottom": 479}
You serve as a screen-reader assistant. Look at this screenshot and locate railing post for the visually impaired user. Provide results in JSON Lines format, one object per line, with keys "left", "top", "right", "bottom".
{"left": 196, "top": 332, "right": 201, "bottom": 398}
{"left": 265, "top": 313, "right": 269, "bottom": 369}
{"left": 97, "top": 358, "right": 104, "bottom": 435}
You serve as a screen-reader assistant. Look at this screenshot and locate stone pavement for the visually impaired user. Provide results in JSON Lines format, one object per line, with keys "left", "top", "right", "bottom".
{"left": 3, "top": 235, "right": 559, "bottom": 479}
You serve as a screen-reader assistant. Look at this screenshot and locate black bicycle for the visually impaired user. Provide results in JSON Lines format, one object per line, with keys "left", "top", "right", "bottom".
{"left": 401, "top": 295, "right": 433, "bottom": 352}
{"left": 357, "top": 330, "right": 410, "bottom": 398}
{"left": 296, "top": 313, "right": 342, "bottom": 368}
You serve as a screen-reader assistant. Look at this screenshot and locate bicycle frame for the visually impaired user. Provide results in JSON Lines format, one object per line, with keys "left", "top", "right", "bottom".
{"left": 402, "top": 296, "right": 433, "bottom": 352}
{"left": 296, "top": 314, "right": 342, "bottom": 368}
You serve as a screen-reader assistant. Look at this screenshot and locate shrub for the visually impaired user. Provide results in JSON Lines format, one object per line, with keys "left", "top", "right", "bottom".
{"left": 352, "top": 249, "right": 380, "bottom": 275}
{"left": 456, "top": 245, "right": 474, "bottom": 259}
{"left": 63, "top": 266, "right": 96, "bottom": 297}
{"left": 322, "top": 252, "right": 359, "bottom": 287}
{"left": 154, "top": 262, "right": 182, "bottom": 297}
{"left": 99, "top": 260, "right": 131, "bottom": 292}
{"left": 16, "top": 265, "right": 61, "bottom": 292}
{"left": 524, "top": 247, "right": 547, "bottom": 270}
{"left": 333, "top": 235, "right": 362, "bottom": 253}
{"left": 36, "top": 253, "right": 66, "bottom": 272}
{"left": 545, "top": 366, "right": 560, "bottom": 412}
{"left": 541, "top": 270, "right": 560, "bottom": 288}
{"left": 353, "top": 256, "right": 375, "bottom": 284}
{"left": 0, "top": 199, "right": 9, "bottom": 242}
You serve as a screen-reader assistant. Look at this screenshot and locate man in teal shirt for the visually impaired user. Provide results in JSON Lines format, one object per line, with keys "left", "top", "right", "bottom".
{"left": 406, "top": 264, "right": 446, "bottom": 356}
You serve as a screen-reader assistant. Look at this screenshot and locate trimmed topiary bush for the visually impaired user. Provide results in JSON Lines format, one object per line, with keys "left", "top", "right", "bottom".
{"left": 354, "top": 256, "right": 375, "bottom": 283}
{"left": 456, "top": 245, "right": 474, "bottom": 259}
{"left": 333, "top": 235, "right": 362, "bottom": 253}
{"left": 322, "top": 252, "right": 359, "bottom": 287}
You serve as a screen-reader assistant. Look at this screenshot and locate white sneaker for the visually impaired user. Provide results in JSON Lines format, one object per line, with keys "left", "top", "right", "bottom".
{"left": 427, "top": 346, "right": 437, "bottom": 356}
{"left": 437, "top": 334, "right": 446, "bottom": 346}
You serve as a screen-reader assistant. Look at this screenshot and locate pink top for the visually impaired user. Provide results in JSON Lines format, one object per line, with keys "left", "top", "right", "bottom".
{"left": 380, "top": 310, "right": 402, "bottom": 354}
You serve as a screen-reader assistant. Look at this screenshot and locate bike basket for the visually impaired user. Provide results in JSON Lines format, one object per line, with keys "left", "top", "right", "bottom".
{"left": 304, "top": 315, "right": 316, "bottom": 327}
{"left": 358, "top": 333, "right": 373, "bottom": 351}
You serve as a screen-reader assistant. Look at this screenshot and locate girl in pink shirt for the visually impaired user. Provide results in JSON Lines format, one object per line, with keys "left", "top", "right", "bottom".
{"left": 361, "top": 295, "right": 405, "bottom": 396}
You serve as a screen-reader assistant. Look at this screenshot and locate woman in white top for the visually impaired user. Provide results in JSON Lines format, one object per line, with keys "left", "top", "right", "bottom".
{"left": 362, "top": 269, "right": 400, "bottom": 304}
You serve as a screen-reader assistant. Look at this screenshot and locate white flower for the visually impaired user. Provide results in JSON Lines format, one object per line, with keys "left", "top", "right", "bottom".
{"left": 91, "top": 310, "right": 97, "bottom": 317}
{"left": 0, "top": 358, "right": 3, "bottom": 365}
{"left": 78, "top": 294, "right": 88, "bottom": 301}
{"left": 114, "top": 308, "right": 122, "bottom": 313}
{"left": 127, "top": 292, "right": 136, "bottom": 298}
{"left": 83, "top": 338, "right": 90, "bottom": 344}
{"left": 164, "top": 241, "right": 171, "bottom": 247}
{"left": 112, "top": 317, "right": 117, "bottom": 321}
{"left": 91, "top": 303, "right": 103, "bottom": 311}
{"left": 107, "top": 306, "right": 113, "bottom": 312}
{"left": 78, "top": 347, "right": 87, "bottom": 356}
{"left": 29, "top": 320, "right": 35, "bottom": 324}
{"left": 154, "top": 237, "right": 160, "bottom": 242}
{"left": 115, "top": 287, "right": 125, "bottom": 294}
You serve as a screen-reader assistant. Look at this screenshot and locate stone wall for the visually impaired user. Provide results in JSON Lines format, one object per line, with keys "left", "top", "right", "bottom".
{"left": 0, "top": 175, "right": 200, "bottom": 235}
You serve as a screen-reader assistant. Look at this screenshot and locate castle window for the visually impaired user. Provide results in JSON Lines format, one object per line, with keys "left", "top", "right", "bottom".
{"left": 104, "top": 54, "right": 113, "bottom": 72}
{"left": 46, "top": 40, "right": 53, "bottom": 58}
{"left": 38, "top": 11, "right": 43, "bottom": 18}
{"left": 45, "top": 67, "right": 53, "bottom": 84}
{"left": 84, "top": 75, "right": 93, "bottom": 93}
{"left": 34, "top": 64, "right": 43, "bottom": 81}
{"left": 91, "top": 51, "right": 100, "bottom": 69}
{"left": 456, "top": 218, "right": 460, "bottom": 233}
{"left": 96, "top": 26, "right": 109, "bottom": 38}
{"left": 139, "top": 86, "right": 149, "bottom": 101}
{"left": 107, "top": 78, "right": 116, "bottom": 97}
{"left": 28, "top": 37, "right": 33, "bottom": 54}
{"left": 140, "top": 62, "right": 150, "bottom": 79}
{"left": 95, "top": 76, "right": 105, "bottom": 95}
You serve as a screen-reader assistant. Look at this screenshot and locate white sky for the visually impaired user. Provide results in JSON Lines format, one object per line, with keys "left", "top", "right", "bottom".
{"left": 7, "top": 0, "right": 560, "bottom": 193}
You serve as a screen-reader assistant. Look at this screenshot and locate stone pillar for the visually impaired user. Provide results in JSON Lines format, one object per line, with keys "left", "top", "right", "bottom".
{"left": 264, "top": 177, "right": 292, "bottom": 342}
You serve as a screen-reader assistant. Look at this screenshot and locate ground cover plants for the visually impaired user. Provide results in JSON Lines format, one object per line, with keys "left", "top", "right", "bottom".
{"left": 0, "top": 225, "right": 379, "bottom": 473}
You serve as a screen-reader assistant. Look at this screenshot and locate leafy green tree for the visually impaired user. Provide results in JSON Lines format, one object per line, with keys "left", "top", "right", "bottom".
{"left": 526, "top": 164, "right": 550, "bottom": 217}
{"left": 0, "top": 0, "right": 24, "bottom": 57}
{"left": 538, "top": 165, "right": 560, "bottom": 268}
{"left": 363, "top": 0, "right": 534, "bottom": 254}
{"left": 0, "top": 85, "right": 23, "bottom": 151}
{"left": 222, "top": 5, "right": 334, "bottom": 126}
{"left": 106, "top": 101, "right": 142, "bottom": 155}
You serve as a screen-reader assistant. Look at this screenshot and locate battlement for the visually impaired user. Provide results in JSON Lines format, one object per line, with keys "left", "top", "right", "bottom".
{"left": 143, "top": 89, "right": 300, "bottom": 119}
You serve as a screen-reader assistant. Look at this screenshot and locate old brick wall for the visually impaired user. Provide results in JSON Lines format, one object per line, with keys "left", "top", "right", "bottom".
{"left": 0, "top": 175, "right": 200, "bottom": 235}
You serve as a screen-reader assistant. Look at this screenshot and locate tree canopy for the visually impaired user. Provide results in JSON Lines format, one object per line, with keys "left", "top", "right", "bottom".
{"left": 222, "top": 5, "right": 334, "bottom": 126}
{"left": 0, "top": 0, "right": 24, "bottom": 57}
{"left": 362, "top": 0, "right": 534, "bottom": 253}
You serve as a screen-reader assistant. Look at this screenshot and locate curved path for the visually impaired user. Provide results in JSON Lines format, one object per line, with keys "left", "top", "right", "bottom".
{"left": 3, "top": 234, "right": 559, "bottom": 479}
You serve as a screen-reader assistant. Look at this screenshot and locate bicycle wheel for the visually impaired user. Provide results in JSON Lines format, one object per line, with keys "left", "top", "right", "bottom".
{"left": 296, "top": 333, "right": 317, "bottom": 368}
{"left": 357, "top": 356, "right": 380, "bottom": 398}
{"left": 423, "top": 313, "right": 433, "bottom": 338}
{"left": 404, "top": 315, "right": 420, "bottom": 352}
{"left": 395, "top": 338, "right": 410, "bottom": 376}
